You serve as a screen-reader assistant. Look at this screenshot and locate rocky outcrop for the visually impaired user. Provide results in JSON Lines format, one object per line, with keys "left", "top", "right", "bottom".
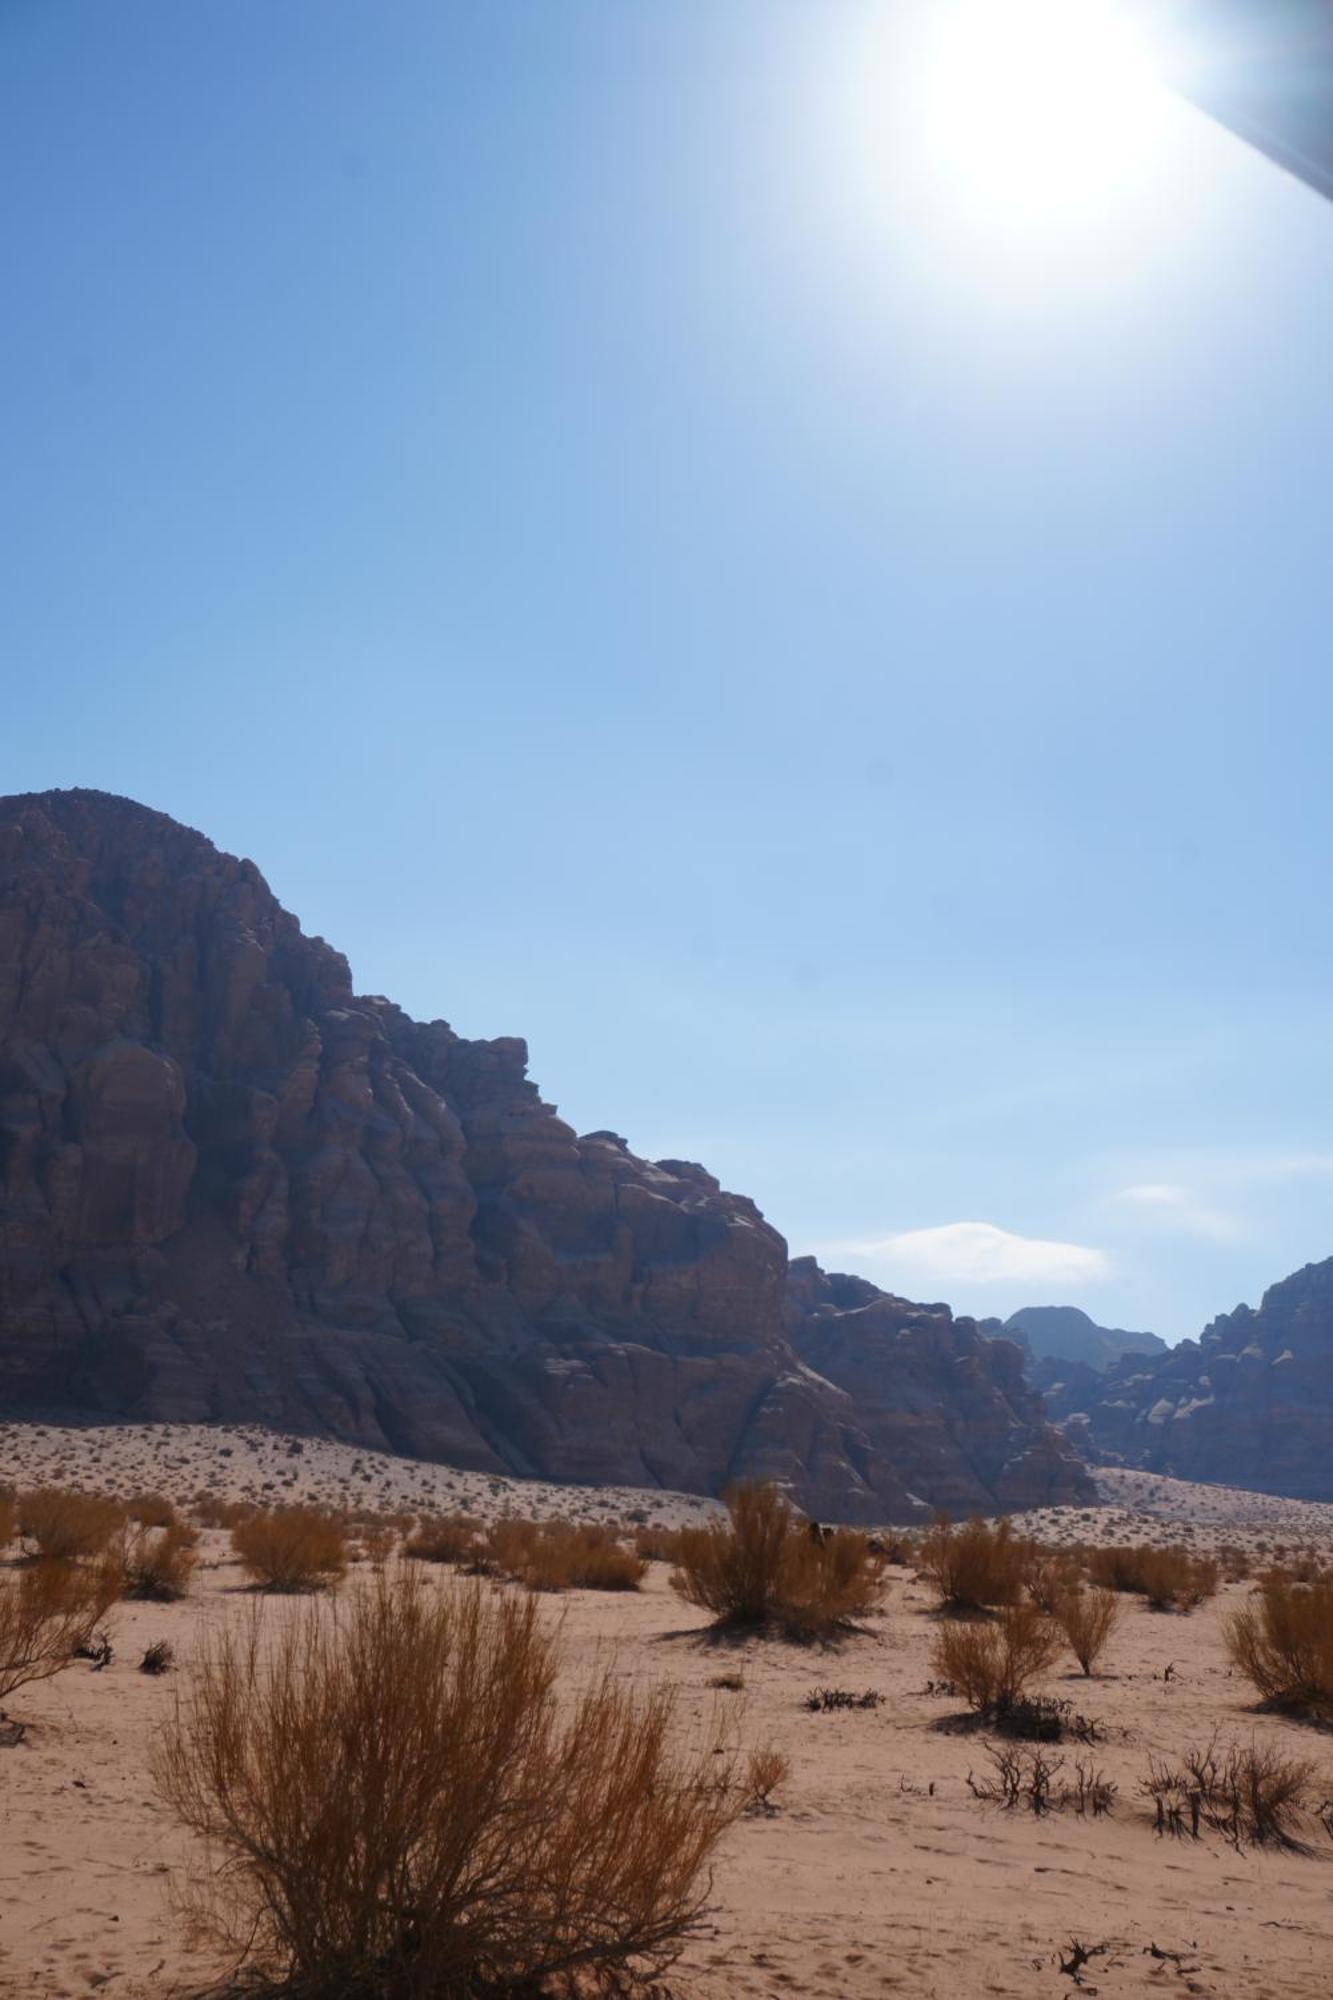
{"left": 1050, "top": 1260, "right": 1333, "bottom": 1501}
{"left": 1004, "top": 1305, "right": 1166, "bottom": 1374}
{"left": 0, "top": 789, "right": 1093, "bottom": 1520}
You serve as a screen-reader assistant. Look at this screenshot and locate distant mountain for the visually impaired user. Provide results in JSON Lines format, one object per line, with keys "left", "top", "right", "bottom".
{"left": 1004, "top": 1305, "right": 1166, "bottom": 1374}
{"left": 0, "top": 789, "right": 1093, "bottom": 1522}
{"left": 1036, "top": 1259, "right": 1333, "bottom": 1502}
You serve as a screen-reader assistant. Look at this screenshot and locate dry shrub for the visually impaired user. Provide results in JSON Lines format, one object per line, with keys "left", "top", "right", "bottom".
{"left": 19, "top": 1488, "right": 125, "bottom": 1562}
{"left": 0, "top": 1486, "right": 16, "bottom": 1549}
{"left": 120, "top": 1522, "right": 198, "bottom": 1602}
{"left": 231, "top": 1505, "right": 348, "bottom": 1592}
{"left": 931, "top": 1603, "right": 1061, "bottom": 1715}
{"left": 1226, "top": 1577, "right": 1333, "bottom": 1724}
{"left": 1086, "top": 1543, "right": 1218, "bottom": 1611}
{"left": 1054, "top": 1587, "right": 1120, "bottom": 1676}
{"left": 127, "top": 1491, "right": 179, "bottom": 1529}
{"left": 670, "top": 1484, "right": 885, "bottom": 1639}
{"left": 919, "top": 1517, "right": 1029, "bottom": 1612}
{"left": 633, "top": 1523, "right": 691, "bottom": 1564}
{"left": 968, "top": 1745, "right": 1115, "bottom": 1817}
{"left": 488, "top": 1519, "right": 647, "bottom": 1592}
{"left": 404, "top": 1514, "right": 484, "bottom": 1566}
{"left": 357, "top": 1525, "right": 397, "bottom": 1567}
{"left": 0, "top": 1559, "right": 121, "bottom": 1705}
{"left": 1142, "top": 1733, "right": 1326, "bottom": 1850}
{"left": 1025, "top": 1554, "right": 1078, "bottom": 1616}
{"left": 153, "top": 1574, "right": 740, "bottom": 1996}
{"left": 744, "top": 1746, "right": 791, "bottom": 1814}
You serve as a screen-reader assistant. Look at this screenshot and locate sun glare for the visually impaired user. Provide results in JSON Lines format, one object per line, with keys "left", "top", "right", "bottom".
{"left": 923, "top": 0, "right": 1170, "bottom": 225}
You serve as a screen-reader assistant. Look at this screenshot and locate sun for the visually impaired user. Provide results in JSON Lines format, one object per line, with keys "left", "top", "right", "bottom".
{"left": 921, "top": 0, "right": 1171, "bottom": 226}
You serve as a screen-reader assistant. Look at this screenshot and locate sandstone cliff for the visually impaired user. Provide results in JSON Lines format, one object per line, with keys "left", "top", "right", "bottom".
{"left": 0, "top": 789, "right": 1092, "bottom": 1520}
{"left": 1051, "top": 1260, "right": 1333, "bottom": 1501}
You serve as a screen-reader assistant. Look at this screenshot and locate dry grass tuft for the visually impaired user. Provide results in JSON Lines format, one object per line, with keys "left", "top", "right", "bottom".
{"left": 0, "top": 1559, "right": 122, "bottom": 1706}
{"left": 919, "top": 1517, "right": 1029, "bottom": 1612}
{"left": 153, "top": 1573, "right": 741, "bottom": 1996}
{"left": 670, "top": 1484, "right": 885, "bottom": 1640}
{"left": 931, "top": 1603, "right": 1061, "bottom": 1716}
{"left": 1226, "top": 1577, "right": 1333, "bottom": 1724}
{"left": 18, "top": 1488, "right": 125, "bottom": 1563}
{"left": 230, "top": 1505, "right": 348, "bottom": 1592}
{"left": 1054, "top": 1587, "right": 1120, "bottom": 1676}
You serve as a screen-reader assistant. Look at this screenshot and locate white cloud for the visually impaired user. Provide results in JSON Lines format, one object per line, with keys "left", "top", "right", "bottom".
{"left": 1113, "top": 1182, "right": 1235, "bottom": 1241}
{"left": 830, "top": 1221, "right": 1110, "bottom": 1289}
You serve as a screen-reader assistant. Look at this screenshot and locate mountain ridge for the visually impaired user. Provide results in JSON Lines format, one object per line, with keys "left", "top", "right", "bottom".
{"left": 0, "top": 788, "right": 1092, "bottom": 1520}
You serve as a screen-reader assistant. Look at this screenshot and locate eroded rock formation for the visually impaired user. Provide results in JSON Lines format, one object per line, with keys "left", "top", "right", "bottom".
{"left": 0, "top": 789, "right": 1093, "bottom": 1519}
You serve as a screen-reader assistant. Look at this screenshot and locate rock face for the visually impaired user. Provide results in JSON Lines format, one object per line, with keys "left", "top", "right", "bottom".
{"left": 0, "top": 789, "right": 1093, "bottom": 1520}
{"left": 1051, "top": 1260, "right": 1333, "bottom": 1501}
{"left": 1004, "top": 1305, "right": 1166, "bottom": 1374}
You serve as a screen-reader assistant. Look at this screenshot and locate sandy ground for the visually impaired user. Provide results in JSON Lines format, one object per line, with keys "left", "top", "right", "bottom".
{"left": 2, "top": 1427, "right": 1333, "bottom": 2000}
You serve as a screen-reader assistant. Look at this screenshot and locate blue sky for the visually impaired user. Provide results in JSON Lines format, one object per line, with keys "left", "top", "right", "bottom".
{"left": 4, "top": 1, "right": 1333, "bottom": 1342}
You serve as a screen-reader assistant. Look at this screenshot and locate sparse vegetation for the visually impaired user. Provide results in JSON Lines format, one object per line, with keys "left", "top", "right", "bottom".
{"left": 1225, "top": 1576, "right": 1333, "bottom": 1724}
{"left": 930, "top": 1602, "right": 1060, "bottom": 1716}
{"left": 803, "top": 1687, "right": 883, "bottom": 1712}
{"left": 670, "top": 1483, "right": 885, "bottom": 1639}
{"left": 919, "top": 1517, "right": 1029, "bottom": 1612}
{"left": 1142, "top": 1734, "right": 1328, "bottom": 1850}
{"left": 1054, "top": 1586, "right": 1120, "bottom": 1676}
{"left": 139, "top": 1639, "right": 175, "bottom": 1675}
{"left": 153, "top": 1573, "right": 742, "bottom": 1996}
{"left": 230, "top": 1504, "right": 348, "bottom": 1592}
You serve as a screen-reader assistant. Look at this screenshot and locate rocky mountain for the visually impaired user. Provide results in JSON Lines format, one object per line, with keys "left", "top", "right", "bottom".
{"left": 0, "top": 789, "right": 1093, "bottom": 1520}
{"left": 1048, "top": 1260, "right": 1333, "bottom": 1501}
{"left": 1004, "top": 1305, "right": 1166, "bottom": 1374}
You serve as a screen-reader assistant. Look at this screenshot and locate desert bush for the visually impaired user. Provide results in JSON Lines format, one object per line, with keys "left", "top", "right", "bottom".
{"left": 1026, "top": 1554, "right": 1079, "bottom": 1616}
{"left": 744, "top": 1746, "right": 790, "bottom": 1815}
{"left": 1054, "top": 1586, "right": 1120, "bottom": 1676}
{"left": 1086, "top": 1543, "right": 1217, "bottom": 1611}
{"left": 0, "top": 1559, "right": 121, "bottom": 1705}
{"left": 919, "top": 1517, "right": 1029, "bottom": 1612}
{"left": 18, "top": 1488, "right": 124, "bottom": 1563}
{"left": 127, "top": 1491, "right": 178, "bottom": 1529}
{"left": 140, "top": 1639, "right": 175, "bottom": 1675}
{"left": 1142, "top": 1733, "right": 1325, "bottom": 1850}
{"left": 120, "top": 1522, "right": 198, "bottom": 1602}
{"left": 231, "top": 1505, "right": 348, "bottom": 1592}
{"left": 633, "top": 1523, "right": 691, "bottom": 1564}
{"left": 0, "top": 1485, "right": 16, "bottom": 1549}
{"left": 485, "top": 1519, "right": 647, "bottom": 1593}
{"left": 931, "top": 1603, "right": 1060, "bottom": 1715}
{"left": 357, "top": 1525, "right": 397, "bottom": 1566}
{"left": 1225, "top": 1577, "right": 1333, "bottom": 1723}
{"left": 153, "top": 1574, "right": 741, "bottom": 1995}
{"left": 670, "top": 1484, "right": 885, "bottom": 1639}
{"left": 404, "top": 1514, "right": 483, "bottom": 1566}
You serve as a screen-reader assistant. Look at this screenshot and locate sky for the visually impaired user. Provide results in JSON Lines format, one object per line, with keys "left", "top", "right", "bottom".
{"left": 3, "top": 0, "right": 1333, "bottom": 1343}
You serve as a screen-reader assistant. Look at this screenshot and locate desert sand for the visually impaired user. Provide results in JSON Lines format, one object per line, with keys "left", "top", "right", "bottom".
{"left": 2, "top": 1426, "right": 1332, "bottom": 2000}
